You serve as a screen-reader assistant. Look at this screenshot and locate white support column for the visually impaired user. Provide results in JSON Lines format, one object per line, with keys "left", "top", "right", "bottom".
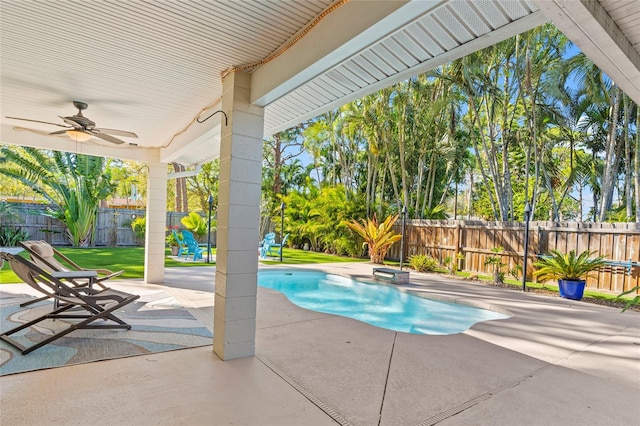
{"left": 214, "top": 71, "right": 264, "bottom": 360}
{"left": 144, "top": 148, "right": 168, "bottom": 284}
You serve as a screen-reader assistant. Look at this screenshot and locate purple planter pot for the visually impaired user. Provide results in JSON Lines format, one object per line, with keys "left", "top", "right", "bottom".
{"left": 558, "top": 279, "right": 586, "bottom": 300}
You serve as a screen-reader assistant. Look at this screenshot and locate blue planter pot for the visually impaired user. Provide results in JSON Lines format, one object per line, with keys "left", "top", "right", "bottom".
{"left": 558, "top": 279, "right": 586, "bottom": 300}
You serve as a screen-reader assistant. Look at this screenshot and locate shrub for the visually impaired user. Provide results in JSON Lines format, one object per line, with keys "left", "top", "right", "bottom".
{"left": 409, "top": 254, "right": 438, "bottom": 272}
{"left": 484, "top": 246, "right": 506, "bottom": 284}
{"left": 444, "top": 253, "right": 464, "bottom": 275}
{"left": 345, "top": 214, "right": 402, "bottom": 264}
{"left": 0, "top": 225, "right": 29, "bottom": 247}
{"left": 165, "top": 232, "right": 182, "bottom": 247}
{"left": 181, "top": 212, "right": 210, "bottom": 238}
{"left": 130, "top": 216, "right": 146, "bottom": 239}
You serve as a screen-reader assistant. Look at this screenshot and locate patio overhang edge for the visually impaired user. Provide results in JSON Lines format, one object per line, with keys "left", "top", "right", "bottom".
{"left": 264, "top": 9, "right": 549, "bottom": 136}
{"left": 0, "top": 123, "right": 150, "bottom": 163}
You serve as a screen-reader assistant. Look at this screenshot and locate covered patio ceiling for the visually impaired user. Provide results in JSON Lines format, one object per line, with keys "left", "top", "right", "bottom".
{"left": 1, "top": 0, "right": 639, "bottom": 168}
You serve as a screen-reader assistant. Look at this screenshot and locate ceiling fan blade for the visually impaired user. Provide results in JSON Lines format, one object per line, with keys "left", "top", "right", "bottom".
{"left": 59, "top": 116, "right": 82, "bottom": 128}
{"left": 49, "top": 130, "right": 68, "bottom": 135}
{"left": 90, "top": 131, "right": 125, "bottom": 145}
{"left": 94, "top": 128, "right": 138, "bottom": 138}
{"left": 5, "top": 116, "right": 69, "bottom": 128}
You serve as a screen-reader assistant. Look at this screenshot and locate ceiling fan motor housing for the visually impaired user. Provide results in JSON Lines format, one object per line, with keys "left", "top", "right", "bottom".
{"left": 72, "top": 101, "right": 88, "bottom": 111}
{"left": 67, "top": 115, "right": 96, "bottom": 129}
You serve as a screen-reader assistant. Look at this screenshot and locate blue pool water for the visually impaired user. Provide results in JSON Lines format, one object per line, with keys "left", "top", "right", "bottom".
{"left": 258, "top": 270, "right": 509, "bottom": 335}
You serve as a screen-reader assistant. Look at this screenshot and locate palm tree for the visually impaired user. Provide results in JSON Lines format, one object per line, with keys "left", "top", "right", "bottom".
{"left": 0, "top": 146, "right": 114, "bottom": 246}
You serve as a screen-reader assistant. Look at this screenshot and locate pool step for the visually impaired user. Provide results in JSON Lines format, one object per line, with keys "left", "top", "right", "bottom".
{"left": 372, "top": 267, "right": 409, "bottom": 284}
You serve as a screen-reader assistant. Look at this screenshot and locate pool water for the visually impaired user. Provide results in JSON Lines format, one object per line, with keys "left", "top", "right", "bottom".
{"left": 258, "top": 270, "right": 509, "bottom": 335}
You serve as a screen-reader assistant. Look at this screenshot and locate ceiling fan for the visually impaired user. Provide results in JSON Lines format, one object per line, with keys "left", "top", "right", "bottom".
{"left": 6, "top": 101, "right": 138, "bottom": 145}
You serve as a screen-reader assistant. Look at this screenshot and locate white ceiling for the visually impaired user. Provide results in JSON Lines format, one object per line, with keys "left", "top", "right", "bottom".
{"left": 1, "top": 0, "right": 639, "bottom": 167}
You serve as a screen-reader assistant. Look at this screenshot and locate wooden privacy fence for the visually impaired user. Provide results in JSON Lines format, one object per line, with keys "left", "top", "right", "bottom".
{"left": 3, "top": 203, "right": 192, "bottom": 246}
{"left": 387, "top": 220, "right": 640, "bottom": 295}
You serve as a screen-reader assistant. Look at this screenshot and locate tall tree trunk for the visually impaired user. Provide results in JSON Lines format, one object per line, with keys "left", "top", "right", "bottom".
{"left": 467, "top": 96, "right": 499, "bottom": 219}
{"left": 427, "top": 155, "right": 437, "bottom": 210}
{"left": 531, "top": 138, "right": 541, "bottom": 219}
{"left": 623, "top": 95, "right": 632, "bottom": 219}
{"left": 378, "top": 164, "right": 386, "bottom": 216}
{"left": 385, "top": 150, "right": 401, "bottom": 212}
{"left": 540, "top": 158, "right": 560, "bottom": 220}
{"left": 273, "top": 133, "right": 282, "bottom": 195}
{"left": 481, "top": 95, "right": 508, "bottom": 220}
{"left": 365, "top": 149, "right": 375, "bottom": 217}
{"left": 467, "top": 170, "right": 474, "bottom": 219}
{"left": 397, "top": 91, "right": 410, "bottom": 209}
{"left": 578, "top": 181, "right": 584, "bottom": 221}
{"left": 500, "top": 70, "right": 514, "bottom": 220}
{"left": 599, "top": 84, "right": 621, "bottom": 221}
{"left": 172, "top": 163, "right": 188, "bottom": 212}
{"left": 414, "top": 154, "right": 425, "bottom": 218}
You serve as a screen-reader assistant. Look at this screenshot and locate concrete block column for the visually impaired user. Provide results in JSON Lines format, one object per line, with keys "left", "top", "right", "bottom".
{"left": 214, "top": 71, "right": 264, "bottom": 360}
{"left": 144, "top": 148, "right": 168, "bottom": 284}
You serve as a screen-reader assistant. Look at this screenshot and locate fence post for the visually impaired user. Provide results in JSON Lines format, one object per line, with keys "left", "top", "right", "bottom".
{"left": 45, "top": 215, "right": 52, "bottom": 244}
{"left": 112, "top": 210, "right": 119, "bottom": 247}
{"left": 453, "top": 222, "right": 461, "bottom": 266}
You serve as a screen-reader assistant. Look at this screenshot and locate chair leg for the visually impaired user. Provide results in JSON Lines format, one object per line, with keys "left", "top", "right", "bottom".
{"left": 1, "top": 296, "right": 138, "bottom": 355}
{"left": 20, "top": 294, "right": 52, "bottom": 307}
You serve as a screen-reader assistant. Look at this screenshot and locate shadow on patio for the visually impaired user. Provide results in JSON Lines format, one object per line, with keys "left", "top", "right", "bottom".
{"left": 1, "top": 263, "right": 639, "bottom": 425}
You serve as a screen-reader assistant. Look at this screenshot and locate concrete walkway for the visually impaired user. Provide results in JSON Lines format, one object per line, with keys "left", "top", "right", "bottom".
{"left": 1, "top": 263, "right": 639, "bottom": 425}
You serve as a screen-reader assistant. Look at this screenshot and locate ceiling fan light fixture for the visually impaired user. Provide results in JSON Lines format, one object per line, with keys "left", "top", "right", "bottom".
{"left": 66, "top": 129, "right": 92, "bottom": 142}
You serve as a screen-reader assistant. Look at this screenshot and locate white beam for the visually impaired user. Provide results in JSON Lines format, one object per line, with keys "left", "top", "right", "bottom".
{"left": 265, "top": 10, "right": 548, "bottom": 136}
{"left": 159, "top": 104, "right": 224, "bottom": 165}
{"left": 251, "top": 0, "right": 438, "bottom": 107}
{"left": 534, "top": 0, "right": 640, "bottom": 104}
{"left": 1, "top": 124, "right": 149, "bottom": 162}
{"left": 167, "top": 165, "right": 201, "bottom": 180}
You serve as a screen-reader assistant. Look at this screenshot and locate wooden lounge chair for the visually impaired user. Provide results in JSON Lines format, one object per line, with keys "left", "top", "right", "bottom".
{"left": 0, "top": 252, "right": 139, "bottom": 355}
{"left": 18, "top": 240, "right": 123, "bottom": 306}
{"left": 19, "top": 240, "right": 123, "bottom": 286}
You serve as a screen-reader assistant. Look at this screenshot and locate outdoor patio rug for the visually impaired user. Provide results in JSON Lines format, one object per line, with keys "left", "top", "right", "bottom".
{"left": 0, "top": 290, "right": 213, "bottom": 376}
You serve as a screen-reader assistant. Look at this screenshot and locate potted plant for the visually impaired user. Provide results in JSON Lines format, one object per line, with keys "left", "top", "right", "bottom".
{"left": 533, "top": 249, "right": 606, "bottom": 300}
{"left": 166, "top": 232, "right": 182, "bottom": 256}
{"left": 484, "top": 246, "right": 506, "bottom": 284}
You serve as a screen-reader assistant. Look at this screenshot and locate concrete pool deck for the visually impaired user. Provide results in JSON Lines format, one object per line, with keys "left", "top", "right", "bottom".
{"left": 1, "top": 262, "right": 639, "bottom": 425}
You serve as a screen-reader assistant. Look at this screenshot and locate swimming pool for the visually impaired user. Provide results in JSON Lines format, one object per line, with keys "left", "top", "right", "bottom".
{"left": 258, "top": 270, "right": 509, "bottom": 335}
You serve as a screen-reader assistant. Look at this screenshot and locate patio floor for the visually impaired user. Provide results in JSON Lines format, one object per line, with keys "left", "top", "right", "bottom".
{"left": 1, "top": 262, "right": 639, "bottom": 425}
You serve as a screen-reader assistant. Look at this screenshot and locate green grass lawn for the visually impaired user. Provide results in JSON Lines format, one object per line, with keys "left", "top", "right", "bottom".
{"left": 0, "top": 246, "right": 365, "bottom": 283}
{"left": 259, "top": 248, "right": 367, "bottom": 265}
{"left": 2, "top": 246, "right": 632, "bottom": 308}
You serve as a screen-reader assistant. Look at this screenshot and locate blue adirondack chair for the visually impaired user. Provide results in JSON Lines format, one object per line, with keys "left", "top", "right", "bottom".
{"left": 181, "top": 230, "right": 204, "bottom": 261}
{"left": 172, "top": 230, "right": 189, "bottom": 258}
{"left": 265, "top": 233, "right": 289, "bottom": 258}
{"left": 259, "top": 233, "right": 276, "bottom": 258}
